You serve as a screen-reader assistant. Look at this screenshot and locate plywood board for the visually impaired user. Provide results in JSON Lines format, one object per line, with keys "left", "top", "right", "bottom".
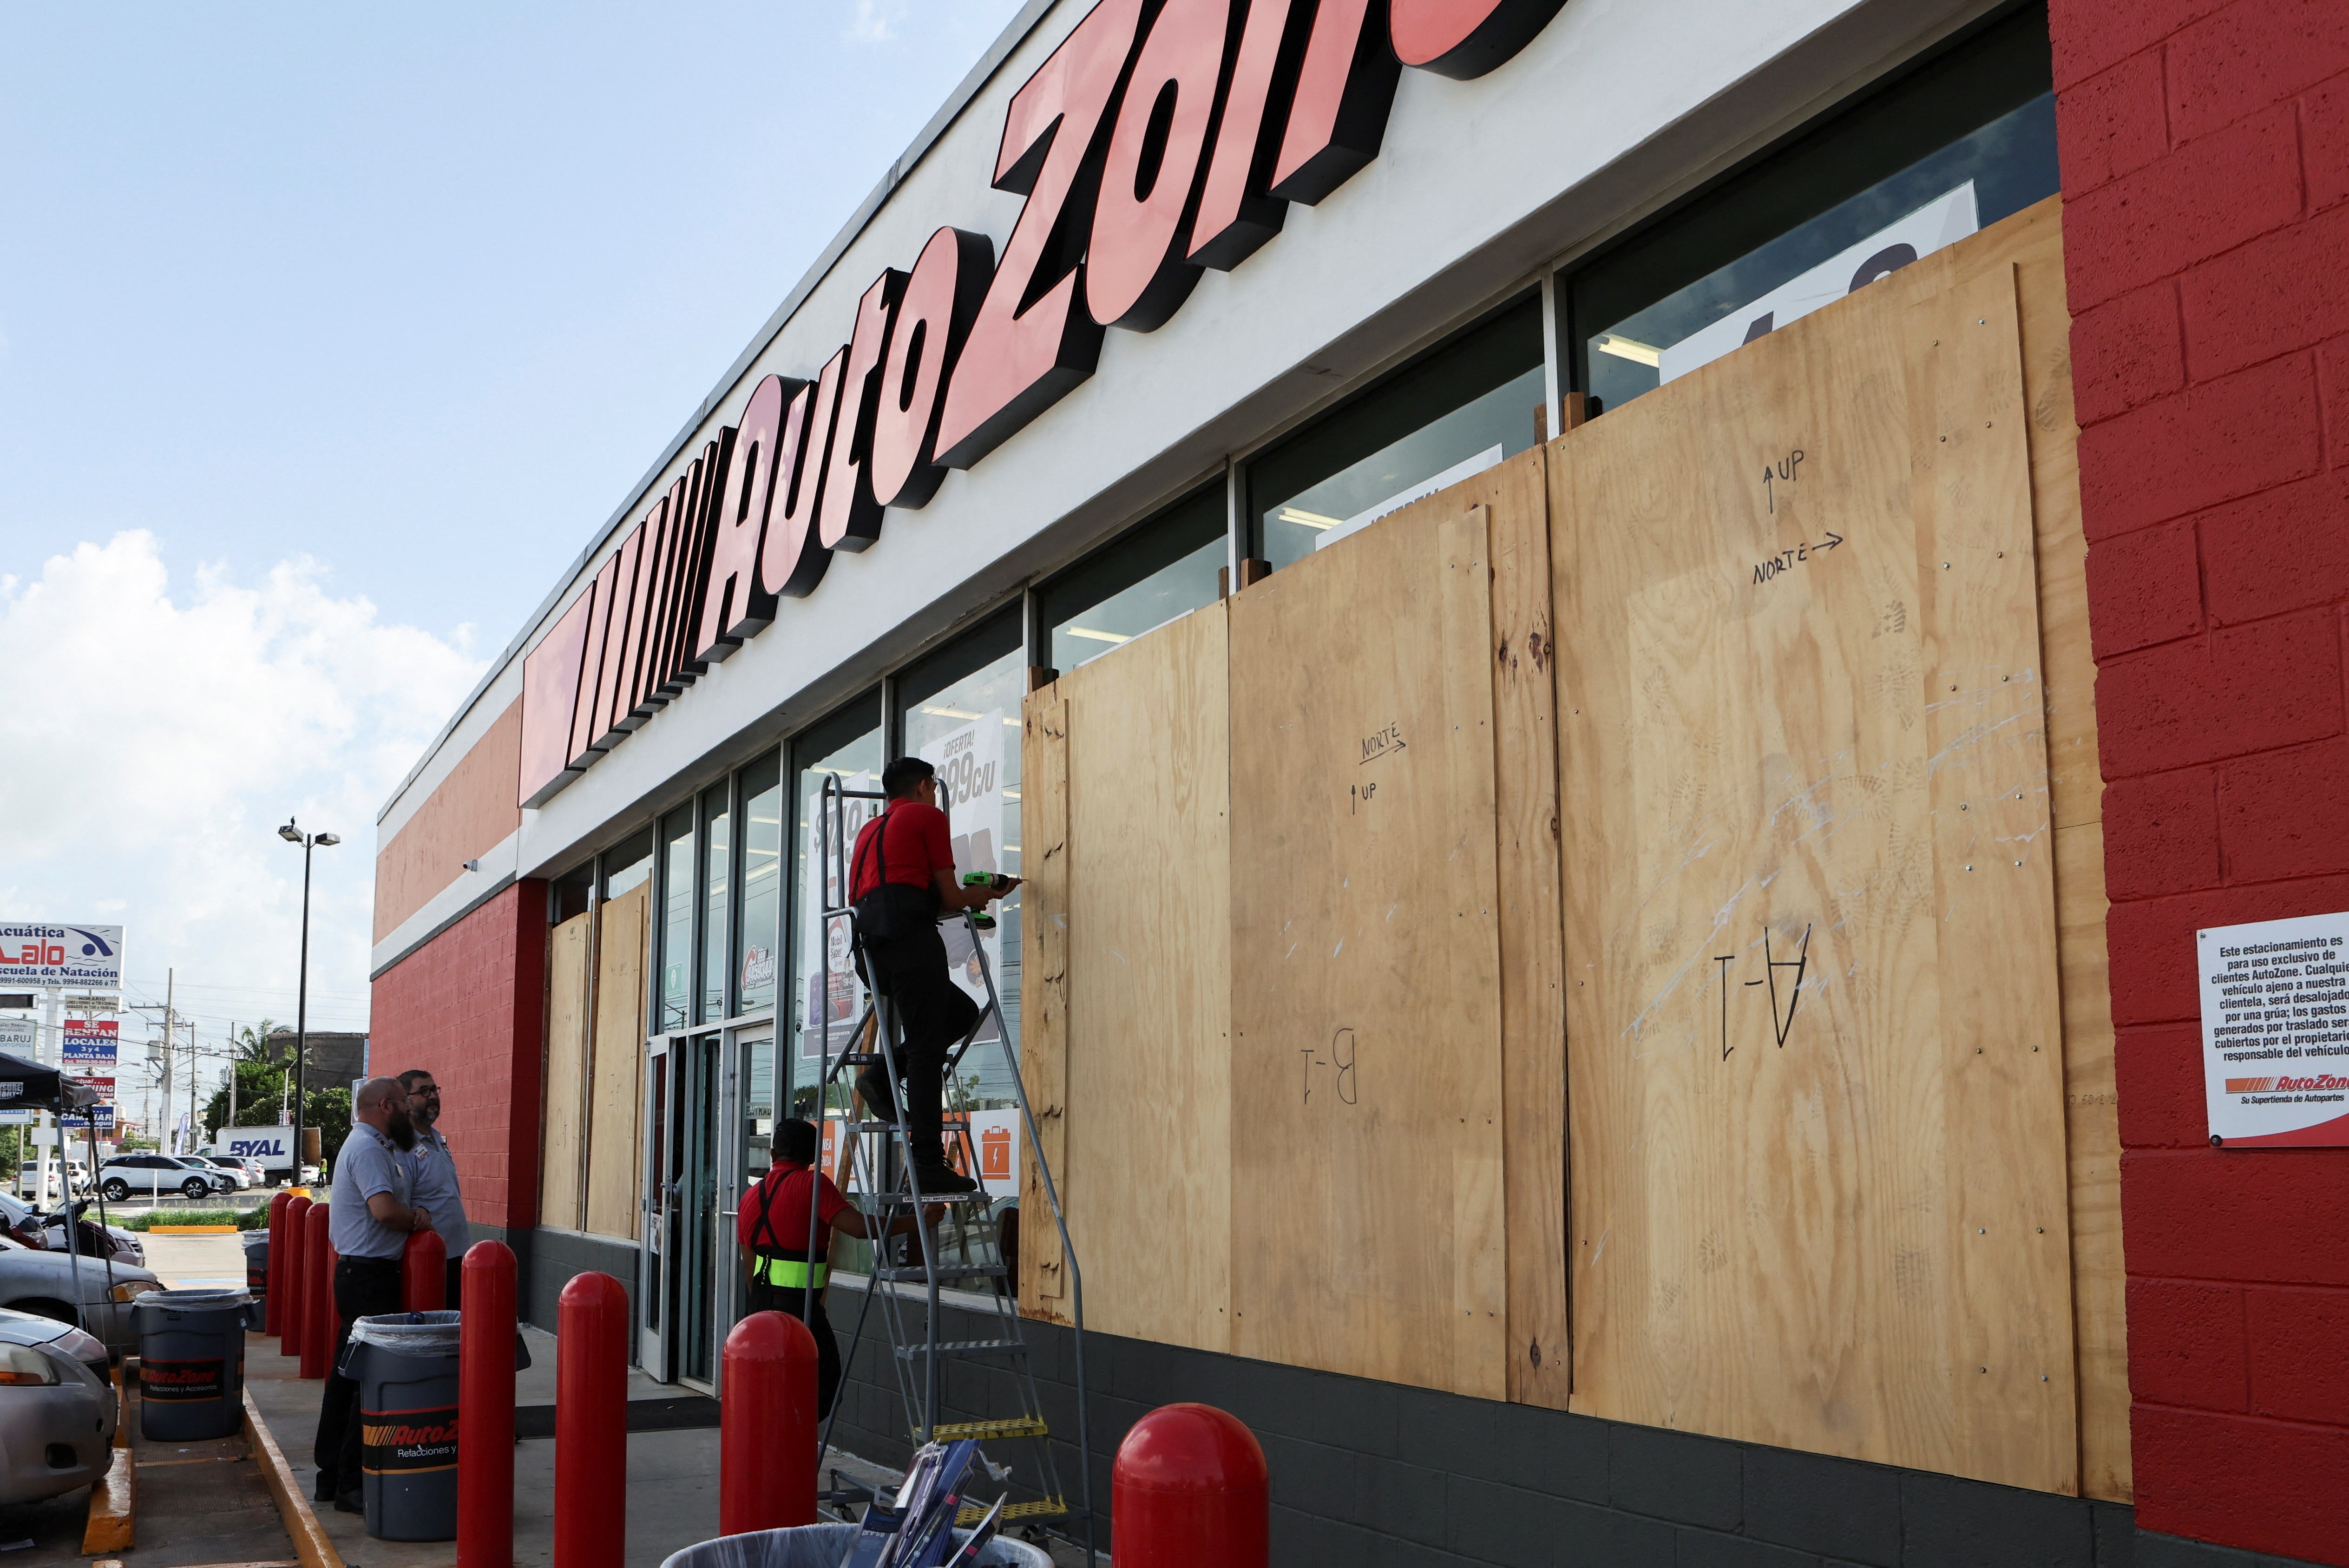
{"left": 1058, "top": 604, "right": 1234, "bottom": 1353}
{"left": 1229, "top": 508, "right": 1508, "bottom": 1398}
{"left": 586, "top": 882, "right": 647, "bottom": 1240}
{"left": 543, "top": 911, "right": 591, "bottom": 1232}
{"left": 1017, "top": 691, "right": 1072, "bottom": 1320}
{"left": 1554, "top": 251, "right": 2075, "bottom": 1490}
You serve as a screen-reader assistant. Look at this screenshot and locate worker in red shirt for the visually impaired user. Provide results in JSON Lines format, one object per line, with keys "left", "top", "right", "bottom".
{"left": 847, "top": 756, "right": 1017, "bottom": 1193}
{"left": 739, "top": 1118, "right": 934, "bottom": 1417}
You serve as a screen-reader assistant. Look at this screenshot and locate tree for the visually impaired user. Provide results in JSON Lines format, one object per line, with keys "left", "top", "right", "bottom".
{"left": 234, "top": 1021, "right": 283, "bottom": 1063}
{"left": 201, "top": 1060, "right": 349, "bottom": 1155}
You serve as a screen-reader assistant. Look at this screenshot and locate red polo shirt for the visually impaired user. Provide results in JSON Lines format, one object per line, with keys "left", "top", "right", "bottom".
{"left": 737, "top": 1160, "right": 851, "bottom": 1252}
{"left": 848, "top": 802, "right": 954, "bottom": 900}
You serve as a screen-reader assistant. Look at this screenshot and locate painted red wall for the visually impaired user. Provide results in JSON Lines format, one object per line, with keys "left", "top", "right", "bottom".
{"left": 2054, "top": 0, "right": 2349, "bottom": 1559}
{"left": 368, "top": 880, "right": 548, "bottom": 1233}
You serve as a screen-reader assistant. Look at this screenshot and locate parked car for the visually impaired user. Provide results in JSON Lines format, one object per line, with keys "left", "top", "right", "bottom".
{"left": 0, "top": 1196, "right": 142, "bottom": 1266}
{"left": 0, "top": 1306, "right": 116, "bottom": 1505}
{"left": 95, "top": 1155, "right": 233, "bottom": 1202}
{"left": 11, "top": 1161, "right": 89, "bottom": 1203}
{"left": 0, "top": 1232, "right": 164, "bottom": 1355}
{"left": 186, "top": 1155, "right": 256, "bottom": 1190}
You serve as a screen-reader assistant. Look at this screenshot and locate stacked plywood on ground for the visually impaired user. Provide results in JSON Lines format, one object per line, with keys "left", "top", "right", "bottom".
{"left": 1017, "top": 197, "right": 2125, "bottom": 1500}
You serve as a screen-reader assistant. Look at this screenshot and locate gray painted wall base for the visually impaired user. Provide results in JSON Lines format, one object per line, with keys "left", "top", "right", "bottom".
{"left": 819, "top": 1288, "right": 2326, "bottom": 1568}
{"left": 473, "top": 1223, "right": 639, "bottom": 1334}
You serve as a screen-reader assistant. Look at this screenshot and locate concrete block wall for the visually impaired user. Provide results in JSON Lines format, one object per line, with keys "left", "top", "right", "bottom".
{"left": 366, "top": 879, "right": 548, "bottom": 1231}
{"left": 2052, "top": 0, "right": 2349, "bottom": 1560}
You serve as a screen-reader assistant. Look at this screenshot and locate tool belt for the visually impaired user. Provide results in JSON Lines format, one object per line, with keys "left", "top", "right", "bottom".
{"left": 750, "top": 1251, "right": 827, "bottom": 1289}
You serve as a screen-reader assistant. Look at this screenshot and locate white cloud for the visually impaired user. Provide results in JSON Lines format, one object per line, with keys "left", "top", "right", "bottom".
{"left": 0, "top": 532, "right": 484, "bottom": 1120}
{"left": 846, "top": 0, "right": 907, "bottom": 44}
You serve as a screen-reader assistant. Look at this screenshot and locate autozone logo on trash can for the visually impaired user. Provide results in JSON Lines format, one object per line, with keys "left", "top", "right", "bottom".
{"left": 362, "top": 1407, "right": 458, "bottom": 1473}
{"left": 140, "top": 1358, "right": 223, "bottom": 1402}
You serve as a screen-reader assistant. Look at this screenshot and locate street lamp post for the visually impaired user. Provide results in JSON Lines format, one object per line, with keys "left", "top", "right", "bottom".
{"left": 278, "top": 820, "right": 340, "bottom": 1188}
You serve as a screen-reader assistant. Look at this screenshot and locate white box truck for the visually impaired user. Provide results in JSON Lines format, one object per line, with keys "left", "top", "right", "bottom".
{"left": 203, "top": 1127, "right": 315, "bottom": 1184}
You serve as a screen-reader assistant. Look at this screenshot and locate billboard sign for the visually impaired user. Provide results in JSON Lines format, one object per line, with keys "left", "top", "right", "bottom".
{"left": 61, "top": 1019, "right": 117, "bottom": 1067}
{"left": 0, "top": 1019, "right": 33, "bottom": 1053}
{"left": 0, "top": 925, "right": 124, "bottom": 989}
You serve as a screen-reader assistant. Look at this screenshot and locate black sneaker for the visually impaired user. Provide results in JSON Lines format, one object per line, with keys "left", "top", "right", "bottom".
{"left": 335, "top": 1493, "right": 364, "bottom": 1515}
{"left": 855, "top": 1069, "right": 899, "bottom": 1125}
{"left": 912, "top": 1163, "right": 979, "bottom": 1195}
{"left": 313, "top": 1473, "right": 337, "bottom": 1502}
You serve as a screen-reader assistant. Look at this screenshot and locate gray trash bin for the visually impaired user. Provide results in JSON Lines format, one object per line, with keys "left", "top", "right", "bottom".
{"left": 658, "top": 1521, "right": 1051, "bottom": 1568}
{"left": 132, "top": 1288, "right": 255, "bottom": 1441}
{"left": 341, "top": 1311, "right": 462, "bottom": 1542}
{"left": 239, "top": 1230, "right": 269, "bottom": 1299}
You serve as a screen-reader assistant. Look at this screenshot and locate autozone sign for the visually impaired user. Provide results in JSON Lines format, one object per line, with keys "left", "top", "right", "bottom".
{"left": 518, "top": 0, "right": 1567, "bottom": 807}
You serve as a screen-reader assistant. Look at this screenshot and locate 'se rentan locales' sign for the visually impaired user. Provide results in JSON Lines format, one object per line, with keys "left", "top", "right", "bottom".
{"left": 516, "top": 0, "right": 1572, "bottom": 810}
{"left": 2199, "top": 910, "right": 2349, "bottom": 1147}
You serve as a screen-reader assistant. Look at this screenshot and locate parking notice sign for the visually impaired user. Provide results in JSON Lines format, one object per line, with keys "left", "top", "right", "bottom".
{"left": 2199, "top": 911, "right": 2349, "bottom": 1147}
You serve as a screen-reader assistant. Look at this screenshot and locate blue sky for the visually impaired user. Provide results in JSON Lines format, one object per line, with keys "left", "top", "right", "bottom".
{"left": 0, "top": 1, "right": 1030, "bottom": 1128}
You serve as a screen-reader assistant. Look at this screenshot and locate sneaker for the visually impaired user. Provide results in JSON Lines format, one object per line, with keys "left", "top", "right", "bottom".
{"left": 912, "top": 1163, "right": 979, "bottom": 1195}
{"left": 312, "top": 1474, "right": 337, "bottom": 1502}
{"left": 854, "top": 1069, "right": 899, "bottom": 1125}
{"left": 335, "top": 1493, "right": 364, "bottom": 1515}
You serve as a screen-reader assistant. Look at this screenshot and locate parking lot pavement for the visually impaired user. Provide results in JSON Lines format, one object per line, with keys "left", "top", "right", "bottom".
{"left": 138, "top": 1232, "right": 248, "bottom": 1291}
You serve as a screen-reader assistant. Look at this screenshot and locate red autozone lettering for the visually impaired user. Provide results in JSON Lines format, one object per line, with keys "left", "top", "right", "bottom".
{"left": 141, "top": 1358, "right": 225, "bottom": 1401}
{"left": 2278, "top": 1075, "right": 2349, "bottom": 1091}
{"left": 517, "top": 0, "right": 1570, "bottom": 809}
{"left": 362, "top": 1407, "right": 459, "bottom": 1472}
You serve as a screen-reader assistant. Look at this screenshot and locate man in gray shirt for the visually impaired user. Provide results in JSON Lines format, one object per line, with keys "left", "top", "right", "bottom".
{"left": 399, "top": 1068, "right": 470, "bottom": 1307}
{"left": 312, "top": 1078, "right": 433, "bottom": 1514}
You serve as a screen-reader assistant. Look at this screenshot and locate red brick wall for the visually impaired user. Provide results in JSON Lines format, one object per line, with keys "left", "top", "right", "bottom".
{"left": 369, "top": 881, "right": 548, "bottom": 1232}
{"left": 2054, "top": 0, "right": 2349, "bottom": 1559}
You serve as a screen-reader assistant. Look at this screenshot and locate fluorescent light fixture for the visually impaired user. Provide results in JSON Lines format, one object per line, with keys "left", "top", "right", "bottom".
{"left": 1594, "top": 333, "right": 1662, "bottom": 368}
{"left": 1066, "top": 627, "right": 1130, "bottom": 644}
{"left": 921, "top": 705, "right": 983, "bottom": 719}
{"left": 1276, "top": 506, "right": 1345, "bottom": 530}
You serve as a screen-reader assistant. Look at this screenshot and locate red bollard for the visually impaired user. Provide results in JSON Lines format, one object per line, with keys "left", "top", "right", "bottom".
{"left": 720, "top": 1312, "right": 820, "bottom": 1534}
{"left": 457, "top": 1241, "right": 516, "bottom": 1568}
{"left": 554, "top": 1272, "right": 628, "bottom": 1568}
{"left": 404, "top": 1229, "right": 447, "bottom": 1312}
{"left": 1112, "top": 1404, "right": 1269, "bottom": 1568}
{"left": 279, "top": 1195, "right": 312, "bottom": 1358}
{"left": 264, "top": 1192, "right": 292, "bottom": 1336}
{"left": 301, "top": 1203, "right": 335, "bottom": 1379}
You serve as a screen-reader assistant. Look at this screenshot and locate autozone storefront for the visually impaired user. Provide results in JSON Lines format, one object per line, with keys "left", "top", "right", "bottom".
{"left": 367, "top": 0, "right": 2349, "bottom": 1561}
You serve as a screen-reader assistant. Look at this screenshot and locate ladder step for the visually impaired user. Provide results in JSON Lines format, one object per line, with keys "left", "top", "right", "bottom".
{"left": 930, "top": 1416, "right": 1047, "bottom": 1441}
{"left": 958, "top": 1497, "right": 1068, "bottom": 1524}
{"left": 896, "top": 1338, "right": 1029, "bottom": 1359}
{"left": 873, "top": 1263, "right": 1006, "bottom": 1283}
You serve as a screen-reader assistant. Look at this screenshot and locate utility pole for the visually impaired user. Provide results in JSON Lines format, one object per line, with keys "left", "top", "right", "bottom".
{"left": 161, "top": 968, "right": 175, "bottom": 1156}
{"left": 227, "top": 1021, "right": 238, "bottom": 1133}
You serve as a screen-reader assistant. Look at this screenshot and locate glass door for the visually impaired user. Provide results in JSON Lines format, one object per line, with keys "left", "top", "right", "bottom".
{"left": 639, "top": 1037, "right": 676, "bottom": 1381}
{"left": 678, "top": 1031, "right": 723, "bottom": 1390}
{"left": 729, "top": 1030, "right": 777, "bottom": 1336}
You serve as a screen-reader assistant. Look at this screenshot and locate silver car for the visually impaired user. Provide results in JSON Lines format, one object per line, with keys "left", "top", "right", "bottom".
{"left": 0, "top": 1233, "right": 164, "bottom": 1355}
{"left": 0, "top": 1307, "right": 115, "bottom": 1505}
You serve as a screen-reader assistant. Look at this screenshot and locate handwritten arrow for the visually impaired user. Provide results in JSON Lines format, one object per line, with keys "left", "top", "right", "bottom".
{"left": 1818, "top": 531, "right": 1844, "bottom": 551}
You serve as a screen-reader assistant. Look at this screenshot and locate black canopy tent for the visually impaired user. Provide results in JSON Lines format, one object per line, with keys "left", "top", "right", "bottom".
{"left": 0, "top": 1049, "right": 116, "bottom": 1323}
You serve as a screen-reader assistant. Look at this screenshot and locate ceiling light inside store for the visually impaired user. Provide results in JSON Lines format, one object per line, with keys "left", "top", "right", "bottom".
{"left": 1595, "top": 334, "right": 1662, "bottom": 367}
{"left": 922, "top": 706, "right": 983, "bottom": 719}
{"left": 1066, "top": 627, "right": 1130, "bottom": 643}
{"left": 1277, "top": 507, "right": 1344, "bottom": 530}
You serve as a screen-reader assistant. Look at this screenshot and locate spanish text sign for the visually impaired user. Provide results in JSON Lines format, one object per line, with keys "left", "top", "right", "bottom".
{"left": 2200, "top": 911, "right": 2349, "bottom": 1146}
{"left": 0, "top": 925, "right": 124, "bottom": 988}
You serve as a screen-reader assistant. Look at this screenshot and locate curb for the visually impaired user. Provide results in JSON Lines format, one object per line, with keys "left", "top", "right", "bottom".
{"left": 243, "top": 1385, "right": 344, "bottom": 1568}
{"left": 148, "top": 1225, "right": 243, "bottom": 1234}
{"left": 81, "top": 1364, "right": 134, "bottom": 1554}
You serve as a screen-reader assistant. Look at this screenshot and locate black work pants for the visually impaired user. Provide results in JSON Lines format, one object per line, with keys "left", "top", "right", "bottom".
{"left": 746, "top": 1277, "right": 843, "bottom": 1418}
{"left": 314, "top": 1255, "right": 404, "bottom": 1502}
{"left": 860, "top": 924, "right": 979, "bottom": 1167}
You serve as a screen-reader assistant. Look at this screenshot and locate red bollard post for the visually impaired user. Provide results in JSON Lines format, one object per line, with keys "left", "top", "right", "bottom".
{"left": 264, "top": 1192, "right": 292, "bottom": 1336}
{"left": 720, "top": 1312, "right": 820, "bottom": 1534}
{"left": 554, "top": 1272, "right": 628, "bottom": 1568}
{"left": 279, "top": 1195, "right": 312, "bottom": 1358}
{"left": 1112, "top": 1404, "right": 1269, "bottom": 1568}
{"left": 301, "top": 1203, "right": 335, "bottom": 1379}
{"left": 404, "top": 1229, "right": 447, "bottom": 1312}
{"left": 457, "top": 1241, "right": 516, "bottom": 1568}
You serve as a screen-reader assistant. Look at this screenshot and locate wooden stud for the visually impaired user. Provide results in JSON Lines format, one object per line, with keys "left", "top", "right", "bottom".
{"left": 1017, "top": 689, "right": 1072, "bottom": 1317}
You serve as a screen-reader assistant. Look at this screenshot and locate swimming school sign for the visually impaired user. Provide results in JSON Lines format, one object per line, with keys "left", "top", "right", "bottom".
{"left": 518, "top": 0, "right": 1567, "bottom": 807}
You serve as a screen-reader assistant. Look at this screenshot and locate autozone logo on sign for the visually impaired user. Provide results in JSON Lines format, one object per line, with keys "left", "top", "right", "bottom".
{"left": 517, "top": 0, "right": 1567, "bottom": 808}
{"left": 0, "top": 925, "right": 124, "bottom": 989}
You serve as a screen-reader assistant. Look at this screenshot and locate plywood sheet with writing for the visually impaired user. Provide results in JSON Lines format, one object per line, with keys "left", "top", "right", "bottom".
{"left": 1230, "top": 510, "right": 1508, "bottom": 1398}
{"left": 543, "top": 911, "right": 591, "bottom": 1231}
{"left": 586, "top": 882, "right": 647, "bottom": 1240}
{"left": 1017, "top": 691, "right": 1071, "bottom": 1321}
{"left": 1554, "top": 260, "right": 2075, "bottom": 1491}
{"left": 1056, "top": 603, "right": 1234, "bottom": 1353}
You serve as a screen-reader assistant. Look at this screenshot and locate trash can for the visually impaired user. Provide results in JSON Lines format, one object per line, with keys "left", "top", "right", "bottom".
{"left": 341, "top": 1311, "right": 462, "bottom": 1542}
{"left": 132, "top": 1288, "right": 255, "bottom": 1441}
{"left": 239, "top": 1230, "right": 269, "bottom": 1298}
{"left": 658, "top": 1522, "right": 1052, "bottom": 1568}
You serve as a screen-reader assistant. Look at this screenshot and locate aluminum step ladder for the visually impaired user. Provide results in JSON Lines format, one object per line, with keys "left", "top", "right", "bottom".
{"left": 805, "top": 776, "right": 1094, "bottom": 1560}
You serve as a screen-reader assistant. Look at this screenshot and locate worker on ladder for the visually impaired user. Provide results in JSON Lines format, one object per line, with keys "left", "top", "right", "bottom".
{"left": 848, "top": 756, "right": 1018, "bottom": 1194}
{"left": 740, "top": 1118, "right": 937, "bottom": 1416}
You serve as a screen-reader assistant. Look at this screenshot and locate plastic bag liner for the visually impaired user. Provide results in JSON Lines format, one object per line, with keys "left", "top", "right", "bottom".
{"left": 144, "top": 1289, "right": 253, "bottom": 1312}
{"left": 658, "top": 1521, "right": 1051, "bottom": 1568}
{"left": 349, "top": 1310, "right": 462, "bottom": 1355}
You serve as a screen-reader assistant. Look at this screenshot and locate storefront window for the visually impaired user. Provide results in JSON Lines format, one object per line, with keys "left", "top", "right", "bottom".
{"left": 1249, "top": 296, "right": 1544, "bottom": 571}
{"left": 603, "top": 827, "right": 654, "bottom": 900}
{"left": 787, "top": 695, "right": 884, "bottom": 1097}
{"left": 736, "top": 754, "right": 783, "bottom": 1016}
{"left": 657, "top": 807, "right": 695, "bottom": 1033}
{"left": 551, "top": 860, "right": 594, "bottom": 925}
{"left": 1569, "top": 6, "right": 2056, "bottom": 415}
{"left": 700, "top": 782, "right": 731, "bottom": 1023}
{"left": 1040, "top": 485, "right": 1226, "bottom": 675}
